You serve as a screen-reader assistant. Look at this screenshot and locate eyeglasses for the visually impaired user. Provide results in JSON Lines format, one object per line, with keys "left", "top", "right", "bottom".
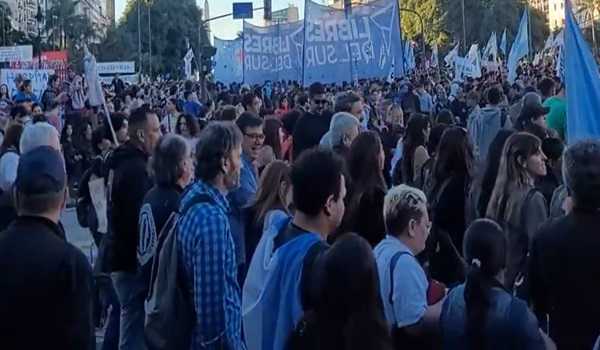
{"left": 244, "top": 133, "right": 265, "bottom": 141}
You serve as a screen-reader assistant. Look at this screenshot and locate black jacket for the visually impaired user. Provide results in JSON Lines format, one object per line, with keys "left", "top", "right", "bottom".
{"left": 0, "top": 216, "right": 94, "bottom": 349}
{"left": 529, "top": 208, "right": 600, "bottom": 350}
{"left": 107, "top": 142, "right": 152, "bottom": 272}
{"left": 292, "top": 111, "right": 332, "bottom": 160}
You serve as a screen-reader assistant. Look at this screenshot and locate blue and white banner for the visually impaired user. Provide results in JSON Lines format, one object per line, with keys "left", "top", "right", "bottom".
{"left": 482, "top": 32, "right": 498, "bottom": 62}
{"left": 564, "top": 0, "right": 600, "bottom": 143}
{"left": 445, "top": 43, "right": 459, "bottom": 67}
{"left": 242, "top": 21, "right": 304, "bottom": 84}
{"left": 500, "top": 29, "right": 508, "bottom": 57}
{"left": 302, "top": 0, "right": 403, "bottom": 85}
{"left": 214, "top": 37, "right": 244, "bottom": 84}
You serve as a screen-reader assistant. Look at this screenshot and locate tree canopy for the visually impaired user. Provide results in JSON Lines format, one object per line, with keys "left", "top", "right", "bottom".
{"left": 97, "top": 0, "right": 209, "bottom": 78}
{"left": 401, "top": 0, "right": 549, "bottom": 54}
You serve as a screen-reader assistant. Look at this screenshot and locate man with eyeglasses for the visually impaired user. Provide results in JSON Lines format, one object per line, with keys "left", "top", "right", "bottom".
{"left": 292, "top": 82, "right": 333, "bottom": 160}
{"left": 230, "top": 112, "right": 265, "bottom": 282}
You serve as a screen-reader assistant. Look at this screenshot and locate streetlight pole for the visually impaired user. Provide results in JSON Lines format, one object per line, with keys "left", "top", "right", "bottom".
{"left": 398, "top": 7, "right": 425, "bottom": 62}
{"left": 461, "top": 0, "right": 466, "bottom": 53}
{"left": 36, "top": 1, "right": 43, "bottom": 68}
{"left": 137, "top": 0, "right": 142, "bottom": 80}
{"left": 148, "top": 0, "right": 152, "bottom": 79}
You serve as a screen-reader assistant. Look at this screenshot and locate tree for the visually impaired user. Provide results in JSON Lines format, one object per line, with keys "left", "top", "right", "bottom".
{"left": 98, "top": 0, "right": 209, "bottom": 78}
{"left": 45, "top": 0, "right": 98, "bottom": 52}
{"left": 0, "top": 1, "right": 33, "bottom": 47}
{"left": 579, "top": 0, "right": 600, "bottom": 55}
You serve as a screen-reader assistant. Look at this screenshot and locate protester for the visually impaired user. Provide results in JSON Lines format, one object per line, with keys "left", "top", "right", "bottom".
{"left": 243, "top": 160, "right": 292, "bottom": 269}
{"left": 229, "top": 112, "right": 264, "bottom": 278}
{"left": 543, "top": 83, "right": 566, "bottom": 140}
{"left": 0, "top": 146, "right": 94, "bottom": 349}
{"left": 337, "top": 131, "right": 387, "bottom": 246}
{"left": 110, "top": 113, "right": 129, "bottom": 144}
{"left": 375, "top": 184, "right": 443, "bottom": 349}
{"left": 0, "top": 123, "right": 23, "bottom": 195}
{"left": 107, "top": 106, "right": 161, "bottom": 350}
{"left": 320, "top": 111, "right": 360, "bottom": 160}
{"left": 13, "top": 79, "right": 38, "bottom": 103}
{"left": 243, "top": 92, "right": 263, "bottom": 115}
{"left": 243, "top": 148, "right": 346, "bottom": 350}
{"left": 468, "top": 86, "right": 511, "bottom": 161}
{"left": 175, "top": 113, "right": 200, "bottom": 152}
{"left": 289, "top": 233, "right": 393, "bottom": 350}
{"left": 177, "top": 122, "right": 245, "bottom": 349}
{"left": 256, "top": 116, "right": 282, "bottom": 170}
{"left": 426, "top": 127, "right": 474, "bottom": 285}
{"left": 161, "top": 97, "right": 182, "bottom": 133}
{"left": 292, "top": 82, "right": 332, "bottom": 160}
{"left": 467, "top": 130, "right": 515, "bottom": 223}
{"left": 61, "top": 122, "right": 84, "bottom": 187}
{"left": 334, "top": 91, "right": 364, "bottom": 121}
{"left": 515, "top": 104, "right": 551, "bottom": 139}
{"left": 486, "top": 132, "right": 548, "bottom": 291}
{"left": 441, "top": 219, "right": 553, "bottom": 350}
{"left": 137, "top": 134, "right": 193, "bottom": 314}
{"left": 530, "top": 140, "right": 600, "bottom": 350}
{"left": 399, "top": 115, "right": 431, "bottom": 186}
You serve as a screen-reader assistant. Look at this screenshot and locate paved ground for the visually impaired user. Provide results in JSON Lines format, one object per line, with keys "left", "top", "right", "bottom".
{"left": 61, "top": 208, "right": 105, "bottom": 348}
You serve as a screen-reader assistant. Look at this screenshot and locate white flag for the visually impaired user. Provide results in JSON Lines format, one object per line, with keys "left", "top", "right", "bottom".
{"left": 466, "top": 44, "right": 482, "bottom": 78}
{"left": 544, "top": 33, "right": 555, "bottom": 51}
{"left": 553, "top": 29, "right": 564, "bottom": 48}
{"left": 482, "top": 32, "right": 498, "bottom": 62}
{"left": 184, "top": 48, "right": 194, "bottom": 80}
{"left": 444, "top": 43, "right": 459, "bottom": 67}
{"left": 431, "top": 43, "right": 439, "bottom": 68}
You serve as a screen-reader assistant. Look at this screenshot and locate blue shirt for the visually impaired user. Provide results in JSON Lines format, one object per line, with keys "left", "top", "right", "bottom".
{"left": 228, "top": 153, "right": 258, "bottom": 266}
{"left": 184, "top": 101, "right": 203, "bottom": 118}
{"left": 177, "top": 180, "right": 245, "bottom": 349}
{"left": 418, "top": 91, "right": 433, "bottom": 113}
{"left": 441, "top": 284, "right": 545, "bottom": 350}
{"left": 374, "top": 235, "right": 428, "bottom": 328}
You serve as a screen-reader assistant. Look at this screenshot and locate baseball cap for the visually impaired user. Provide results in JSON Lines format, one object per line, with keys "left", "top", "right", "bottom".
{"left": 15, "top": 146, "right": 66, "bottom": 195}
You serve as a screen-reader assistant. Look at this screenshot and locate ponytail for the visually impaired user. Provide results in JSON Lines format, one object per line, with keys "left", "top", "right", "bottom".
{"left": 464, "top": 259, "right": 491, "bottom": 350}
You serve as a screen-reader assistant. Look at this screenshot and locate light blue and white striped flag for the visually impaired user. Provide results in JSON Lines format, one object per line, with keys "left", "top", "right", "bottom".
{"left": 564, "top": 0, "right": 600, "bottom": 143}
{"left": 507, "top": 9, "right": 529, "bottom": 83}
{"left": 483, "top": 32, "right": 498, "bottom": 62}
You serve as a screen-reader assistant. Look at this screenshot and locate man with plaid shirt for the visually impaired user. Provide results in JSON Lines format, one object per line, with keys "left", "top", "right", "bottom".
{"left": 177, "top": 122, "right": 246, "bottom": 349}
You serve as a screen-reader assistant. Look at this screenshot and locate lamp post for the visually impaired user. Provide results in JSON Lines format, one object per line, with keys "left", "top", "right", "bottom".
{"left": 461, "top": 0, "right": 466, "bottom": 53}
{"left": 35, "top": 1, "right": 43, "bottom": 68}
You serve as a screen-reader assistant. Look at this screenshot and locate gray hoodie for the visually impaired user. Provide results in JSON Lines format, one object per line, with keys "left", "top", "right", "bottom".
{"left": 468, "top": 105, "right": 512, "bottom": 161}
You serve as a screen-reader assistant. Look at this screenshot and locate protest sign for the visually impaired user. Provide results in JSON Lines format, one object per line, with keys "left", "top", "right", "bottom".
{"left": 0, "top": 69, "right": 54, "bottom": 98}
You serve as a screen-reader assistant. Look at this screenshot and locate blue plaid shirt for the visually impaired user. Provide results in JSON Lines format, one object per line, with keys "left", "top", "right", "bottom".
{"left": 177, "top": 180, "right": 245, "bottom": 350}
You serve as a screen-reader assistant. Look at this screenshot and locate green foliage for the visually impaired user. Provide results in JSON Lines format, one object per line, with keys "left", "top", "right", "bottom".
{"left": 97, "top": 0, "right": 209, "bottom": 78}
{"left": 400, "top": 0, "right": 548, "bottom": 55}
{"left": 0, "top": 1, "right": 34, "bottom": 47}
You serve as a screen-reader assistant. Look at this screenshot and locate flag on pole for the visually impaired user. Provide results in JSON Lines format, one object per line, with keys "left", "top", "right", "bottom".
{"left": 507, "top": 9, "right": 529, "bottom": 83}
{"left": 483, "top": 32, "right": 498, "bottom": 62}
{"left": 553, "top": 29, "right": 565, "bottom": 48}
{"left": 404, "top": 42, "right": 415, "bottom": 72}
{"left": 500, "top": 29, "right": 508, "bottom": 56}
{"left": 431, "top": 43, "right": 439, "bottom": 68}
{"left": 555, "top": 44, "right": 564, "bottom": 80}
{"left": 183, "top": 48, "right": 194, "bottom": 80}
{"left": 444, "top": 43, "right": 459, "bottom": 67}
{"left": 544, "top": 33, "right": 555, "bottom": 51}
{"left": 466, "top": 44, "right": 482, "bottom": 78}
{"left": 83, "top": 45, "right": 118, "bottom": 145}
{"left": 564, "top": 0, "right": 600, "bottom": 143}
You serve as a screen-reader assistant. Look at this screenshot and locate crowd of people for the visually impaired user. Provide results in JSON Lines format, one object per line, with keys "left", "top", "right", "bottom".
{"left": 0, "top": 59, "right": 599, "bottom": 350}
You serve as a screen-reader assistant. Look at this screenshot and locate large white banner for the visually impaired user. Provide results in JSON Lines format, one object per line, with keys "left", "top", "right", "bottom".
{"left": 0, "top": 69, "right": 55, "bottom": 98}
{"left": 97, "top": 61, "right": 136, "bottom": 75}
{"left": 0, "top": 45, "right": 33, "bottom": 63}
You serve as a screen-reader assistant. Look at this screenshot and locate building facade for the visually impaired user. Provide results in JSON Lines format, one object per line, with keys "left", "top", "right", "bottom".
{"left": 264, "top": 4, "right": 299, "bottom": 25}
{"left": 328, "top": 0, "right": 371, "bottom": 10}
{"left": 105, "top": 0, "right": 115, "bottom": 26}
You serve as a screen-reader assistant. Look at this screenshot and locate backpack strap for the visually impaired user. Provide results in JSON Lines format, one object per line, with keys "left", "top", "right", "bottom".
{"left": 389, "top": 251, "right": 412, "bottom": 306}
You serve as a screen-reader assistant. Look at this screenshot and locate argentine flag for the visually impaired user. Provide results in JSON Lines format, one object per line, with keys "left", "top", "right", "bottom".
{"left": 507, "top": 9, "right": 529, "bottom": 83}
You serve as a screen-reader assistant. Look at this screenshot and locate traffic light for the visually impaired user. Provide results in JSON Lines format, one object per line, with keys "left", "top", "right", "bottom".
{"left": 264, "top": 0, "right": 272, "bottom": 21}
{"left": 344, "top": 0, "right": 352, "bottom": 15}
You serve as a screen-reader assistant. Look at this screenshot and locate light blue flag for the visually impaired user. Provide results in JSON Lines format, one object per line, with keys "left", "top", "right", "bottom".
{"left": 507, "top": 10, "right": 529, "bottom": 83}
{"left": 564, "top": 0, "right": 600, "bottom": 143}
{"left": 500, "top": 29, "right": 508, "bottom": 57}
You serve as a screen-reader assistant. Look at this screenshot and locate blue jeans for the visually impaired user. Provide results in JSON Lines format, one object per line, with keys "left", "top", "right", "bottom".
{"left": 111, "top": 271, "right": 147, "bottom": 350}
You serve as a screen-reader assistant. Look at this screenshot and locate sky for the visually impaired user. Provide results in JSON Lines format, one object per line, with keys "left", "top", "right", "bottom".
{"left": 115, "top": 0, "right": 315, "bottom": 40}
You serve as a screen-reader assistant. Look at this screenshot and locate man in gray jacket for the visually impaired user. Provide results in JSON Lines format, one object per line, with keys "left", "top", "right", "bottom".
{"left": 468, "top": 86, "right": 512, "bottom": 162}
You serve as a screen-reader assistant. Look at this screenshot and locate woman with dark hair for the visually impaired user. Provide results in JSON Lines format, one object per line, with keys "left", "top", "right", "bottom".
{"left": 417, "top": 123, "right": 450, "bottom": 190}
{"left": 337, "top": 131, "right": 387, "bottom": 246}
{"left": 289, "top": 233, "right": 393, "bottom": 350}
{"left": 77, "top": 122, "right": 95, "bottom": 172}
{"left": 440, "top": 219, "right": 553, "bottom": 350}
{"left": 243, "top": 160, "right": 292, "bottom": 265}
{"left": 257, "top": 116, "right": 282, "bottom": 170}
{"left": 0, "top": 123, "right": 24, "bottom": 194}
{"left": 398, "top": 115, "right": 431, "bottom": 186}
{"left": 281, "top": 110, "right": 301, "bottom": 162}
{"left": 0, "top": 84, "right": 10, "bottom": 102}
{"left": 426, "top": 127, "right": 474, "bottom": 285}
{"left": 109, "top": 112, "right": 129, "bottom": 144}
{"left": 467, "top": 130, "right": 515, "bottom": 223}
{"left": 486, "top": 132, "right": 548, "bottom": 291}
{"left": 61, "top": 122, "right": 84, "bottom": 186}
{"left": 176, "top": 113, "right": 200, "bottom": 153}
{"left": 161, "top": 97, "right": 181, "bottom": 133}
{"left": 435, "top": 109, "right": 455, "bottom": 125}
{"left": 275, "top": 96, "right": 290, "bottom": 117}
